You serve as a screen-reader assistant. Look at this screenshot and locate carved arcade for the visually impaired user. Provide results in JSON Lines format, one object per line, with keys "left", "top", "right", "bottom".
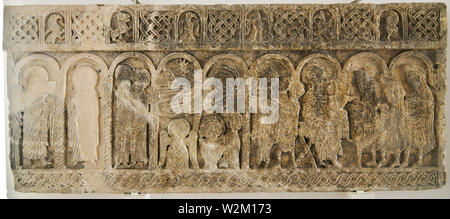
{"left": 3, "top": 3, "right": 447, "bottom": 193}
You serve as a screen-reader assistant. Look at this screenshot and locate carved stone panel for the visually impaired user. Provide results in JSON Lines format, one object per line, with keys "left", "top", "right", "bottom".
{"left": 3, "top": 3, "right": 447, "bottom": 194}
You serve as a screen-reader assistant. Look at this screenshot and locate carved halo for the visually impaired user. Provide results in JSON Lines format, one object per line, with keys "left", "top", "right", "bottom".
{"left": 343, "top": 52, "right": 388, "bottom": 98}
{"left": 389, "top": 51, "right": 434, "bottom": 90}
{"left": 251, "top": 54, "right": 296, "bottom": 92}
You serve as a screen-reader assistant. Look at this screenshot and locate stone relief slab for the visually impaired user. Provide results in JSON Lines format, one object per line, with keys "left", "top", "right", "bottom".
{"left": 3, "top": 3, "right": 447, "bottom": 193}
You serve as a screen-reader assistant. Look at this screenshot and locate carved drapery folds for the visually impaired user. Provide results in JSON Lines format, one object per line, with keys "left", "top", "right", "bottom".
{"left": 4, "top": 3, "right": 447, "bottom": 193}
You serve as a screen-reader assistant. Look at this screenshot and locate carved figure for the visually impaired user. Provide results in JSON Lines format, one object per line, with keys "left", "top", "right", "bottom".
{"left": 45, "top": 13, "right": 65, "bottom": 44}
{"left": 300, "top": 65, "right": 347, "bottom": 168}
{"left": 179, "top": 12, "right": 200, "bottom": 43}
{"left": 199, "top": 115, "right": 226, "bottom": 170}
{"left": 377, "top": 79, "right": 406, "bottom": 168}
{"left": 159, "top": 119, "right": 199, "bottom": 170}
{"left": 246, "top": 10, "right": 264, "bottom": 42}
{"left": 400, "top": 65, "right": 436, "bottom": 167}
{"left": 386, "top": 10, "right": 401, "bottom": 41}
{"left": 114, "top": 63, "right": 150, "bottom": 169}
{"left": 19, "top": 67, "right": 55, "bottom": 169}
{"left": 347, "top": 70, "right": 383, "bottom": 167}
{"left": 219, "top": 114, "right": 243, "bottom": 169}
{"left": 110, "top": 12, "right": 132, "bottom": 43}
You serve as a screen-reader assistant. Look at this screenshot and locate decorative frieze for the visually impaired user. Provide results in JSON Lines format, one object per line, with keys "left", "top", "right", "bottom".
{"left": 3, "top": 3, "right": 447, "bottom": 193}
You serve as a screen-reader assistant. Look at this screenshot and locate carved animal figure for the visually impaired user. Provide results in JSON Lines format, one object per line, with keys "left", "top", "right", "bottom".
{"left": 159, "top": 119, "right": 199, "bottom": 170}
{"left": 45, "top": 13, "right": 65, "bottom": 44}
{"left": 110, "top": 12, "right": 132, "bottom": 43}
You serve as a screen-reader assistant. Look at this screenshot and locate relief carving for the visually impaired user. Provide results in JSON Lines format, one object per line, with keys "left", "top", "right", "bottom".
{"left": 111, "top": 53, "right": 153, "bottom": 169}
{"left": 245, "top": 9, "right": 270, "bottom": 42}
{"left": 10, "top": 55, "right": 64, "bottom": 169}
{"left": 62, "top": 54, "right": 109, "bottom": 169}
{"left": 273, "top": 10, "right": 308, "bottom": 42}
{"left": 3, "top": 3, "right": 447, "bottom": 193}
{"left": 344, "top": 52, "right": 388, "bottom": 168}
{"left": 159, "top": 119, "right": 199, "bottom": 170}
{"left": 109, "top": 9, "right": 135, "bottom": 43}
{"left": 45, "top": 12, "right": 66, "bottom": 44}
{"left": 312, "top": 9, "right": 337, "bottom": 41}
{"left": 299, "top": 54, "right": 348, "bottom": 168}
{"left": 178, "top": 10, "right": 202, "bottom": 43}
{"left": 380, "top": 9, "right": 403, "bottom": 41}
{"left": 250, "top": 54, "right": 304, "bottom": 169}
{"left": 390, "top": 52, "right": 437, "bottom": 167}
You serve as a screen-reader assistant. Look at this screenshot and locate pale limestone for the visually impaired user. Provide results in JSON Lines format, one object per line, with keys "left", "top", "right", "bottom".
{"left": 3, "top": 3, "right": 447, "bottom": 193}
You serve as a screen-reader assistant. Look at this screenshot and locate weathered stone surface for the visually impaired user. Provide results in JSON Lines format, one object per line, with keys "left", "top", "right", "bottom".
{"left": 3, "top": 3, "right": 447, "bottom": 193}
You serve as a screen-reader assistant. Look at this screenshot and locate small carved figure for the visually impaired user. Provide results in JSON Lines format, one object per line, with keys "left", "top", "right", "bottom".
{"left": 400, "top": 65, "right": 436, "bottom": 167}
{"left": 219, "top": 114, "right": 243, "bottom": 169}
{"left": 45, "top": 13, "right": 65, "bottom": 44}
{"left": 377, "top": 77, "right": 406, "bottom": 168}
{"left": 159, "top": 119, "right": 199, "bottom": 170}
{"left": 386, "top": 10, "right": 401, "bottom": 41}
{"left": 246, "top": 10, "right": 264, "bottom": 42}
{"left": 110, "top": 12, "right": 132, "bottom": 43}
{"left": 179, "top": 12, "right": 200, "bottom": 43}
{"left": 199, "top": 115, "right": 226, "bottom": 170}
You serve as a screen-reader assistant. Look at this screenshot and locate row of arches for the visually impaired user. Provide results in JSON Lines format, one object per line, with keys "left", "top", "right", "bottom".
{"left": 9, "top": 50, "right": 437, "bottom": 170}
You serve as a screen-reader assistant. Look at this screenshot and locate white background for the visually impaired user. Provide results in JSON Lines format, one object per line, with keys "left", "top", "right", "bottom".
{"left": 1, "top": 0, "right": 449, "bottom": 199}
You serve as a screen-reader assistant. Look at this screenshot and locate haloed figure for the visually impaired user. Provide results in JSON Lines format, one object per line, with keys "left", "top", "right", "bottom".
{"left": 401, "top": 66, "right": 436, "bottom": 167}
{"left": 347, "top": 70, "right": 382, "bottom": 168}
{"left": 21, "top": 67, "right": 53, "bottom": 168}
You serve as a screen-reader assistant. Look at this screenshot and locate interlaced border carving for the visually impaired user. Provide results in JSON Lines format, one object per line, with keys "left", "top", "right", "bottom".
{"left": 273, "top": 10, "right": 308, "bottom": 42}
{"left": 207, "top": 10, "right": 240, "bottom": 42}
{"left": 71, "top": 11, "right": 104, "bottom": 43}
{"left": 139, "top": 11, "right": 174, "bottom": 42}
{"left": 9, "top": 15, "right": 40, "bottom": 44}
{"left": 341, "top": 8, "right": 375, "bottom": 41}
{"left": 408, "top": 9, "right": 440, "bottom": 41}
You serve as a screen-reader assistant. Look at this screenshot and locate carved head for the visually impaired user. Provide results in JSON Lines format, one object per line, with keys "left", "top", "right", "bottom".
{"left": 306, "top": 65, "right": 326, "bottom": 85}
{"left": 404, "top": 65, "right": 425, "bottom": 90}
{"left": 21, "top": 66, "right": 50, "bottom": 94}
{"left": 200, "top": 115, "right": 225, "bottom": 140}
{"left": 386, "top": 10, "right": 399, "bottom": 26}
{"left": 353, "top": 70, "right": 373, "bottom": 95}
{"left": 228, "top": 114, "right": 243, "bottom": 131}
{"left": 168, "top": 119, "right": 191, "bottom": 139}
{"left": 185, "top": 12, "right": 198, "bottom": 23}
{"left": 247, "top": 10, "right": 262, "bottom": 23}
{"left": 116, "top": 12, "right": 131, "bottom": 25}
